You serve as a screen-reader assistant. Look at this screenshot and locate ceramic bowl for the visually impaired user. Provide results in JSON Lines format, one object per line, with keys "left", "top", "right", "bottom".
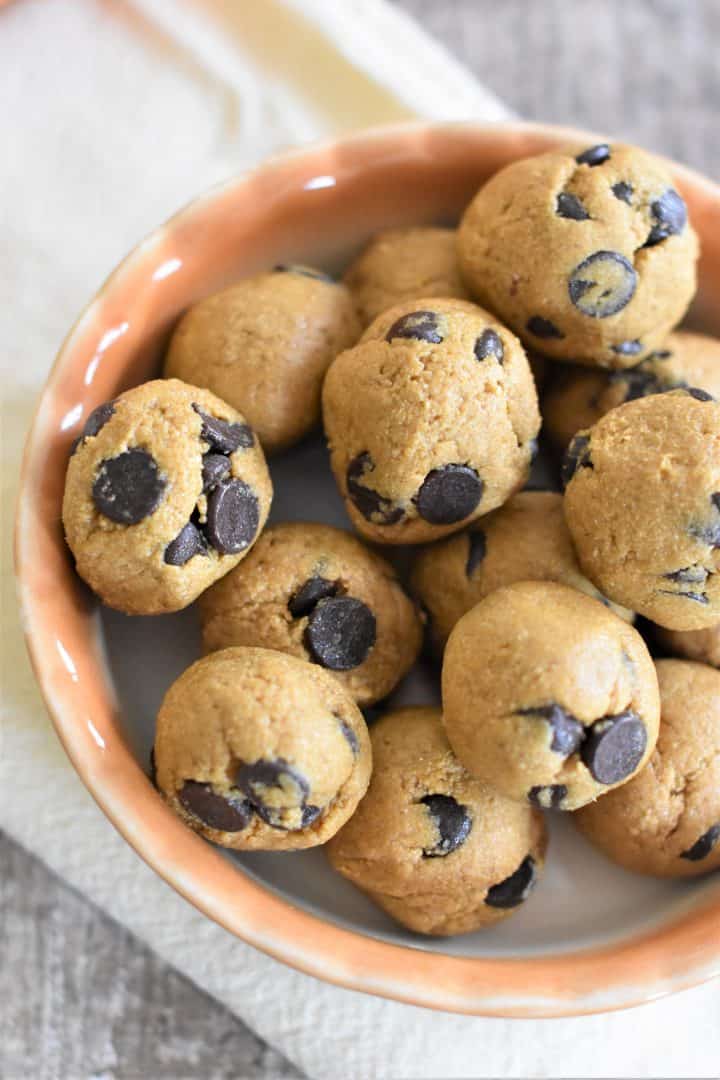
{"left": 16, "top": 122, "right": 720, "bottom": 1017}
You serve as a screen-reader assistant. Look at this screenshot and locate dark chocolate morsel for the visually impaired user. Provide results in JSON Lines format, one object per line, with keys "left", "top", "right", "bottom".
{"left": 568, "top": 250, "right": 637, "bottom": 318}
{"left": 273, "top": 263, "right": 334, "bottom": 283}
{"left": 556, "top": 192, "right": 590, "bottom": 220}
{"left": 685, "top": 387, "right": 715, "bottom": 402}
{"left": 415, "top": 464, "right": 483, "bottom": 525}
{"left": 609, "top": 364, "right": 666, "bottom": 402}
{"left": 386, "top": 310, "right": 443, "bottom": 344}
{"left": 610, "top": 339, "right": 642, "bottom": 356}
{"left": 346, "top": 452, "right": 404, "bottom": 525}
{"left": 83, "top": 400, "right": 116, "bottom": 439}
{"left": 576, "top": 144, "right": 611, "bottom": 167}
{"left": 179, "top": 780, "right": 253, "bottom": 832}
{"left": 92, "top": 448, "right": 166, "bottom": 525}
{"left": 305, "top": 596, "right": 376, "bottom": 671}
{"left": 202, "top": 453, "right": 231, "bottom": 492}
{"left": 689, "top": 493, "right": 720, "bottom": 548}
{"left": 611, "top": 181, "right": 633, "bottom": 205}
{"left": 338, "top": 719, "right": 359, "bottom": 757}
{"left": 663, "top": 566, "right": 707, "bottom": 585}
{"left": 485, "top": 855, "right": 538, "bottom": 908}
{"left": 466, "top": 529, "right": 487, "bottom": 577}
{"left": 643, "top": 189, "right": 688, "bottom": 247}
{"left": 581, "top": 710, "right": 647, "bottom": 784}
{"left": 206, "top": 479, "right": 259, "bottom": 555}
{"left": 301, "top": 804, "right": 323, "bottom": 827}
{"left": 561, "top": 432, "right": 593, "bottom": 488}
{"left": 681, "top": 823, "right": 720, "bottom": 862}
{"left": 526, "top": 315, "right": 564, "bottom": 340}
{"left": 517, "top": 704, "right": 584, "bottom": 757}
{"left": 288, "top": 576, "right": 339, "bottom": 618}
{"left": 474, "top": 328, "right": 504, "bottom": 363}
{"left": 235, "top": 758, "right": 311, "bottom": 830}
{"left": 193, "top": 405, "right": 254, "bottom": 454}
{"left": 164, "top": 521, "right": 207, "bottom": 566}
{"left": 528, "top": 785, "right": 568, "bottom": 810}
{"left": 419, "top": 793, "right": 472, "bottom": 857}
{"left": 658, "top": 589, "right": 708, "bottom": 605}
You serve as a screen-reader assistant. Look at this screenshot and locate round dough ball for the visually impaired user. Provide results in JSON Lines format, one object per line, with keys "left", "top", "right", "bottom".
{"left": 326, "top": 706, "right": 547, "bottom": 935}
{"left": 411, "top": 491, "right": 633, "bottom": 649}
{"left": 154, "top": 647, "right": 371, "bottom": 851}
{"left": 62, "top": 379, "right": 272, "bottom": 615}
{"left": 164, "top": 266, "right": 360, "bottom": 453}
{"left": 442, "top": 581, "right": 660, "bottom": 811}
{"left": 458, "top": 142, "right": 698, "bottom": 367}
{"left": 563, "top": 390, "right": 720, "bottom": 630}
{"left": 543, "top": 330, "right": 720, "bottom": 449}
{"left": 653, "top": 622, "right": 720, "bottom": 668}
{"left": 343, "top": 227, "right": 468, "bottom": 327}
{"left": 199, "top": 522, "right": 423, "bottom": 705}
{"left": 322, "top": 297, "right": 540, "bottom": 545}
{"left": 575, "top": 660, "right": 720, "bottom": 877}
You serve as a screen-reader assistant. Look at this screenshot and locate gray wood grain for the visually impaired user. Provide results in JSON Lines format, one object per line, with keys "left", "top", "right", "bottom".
{"left": 3, "top": 3, "right": 719, "bottom": 1079}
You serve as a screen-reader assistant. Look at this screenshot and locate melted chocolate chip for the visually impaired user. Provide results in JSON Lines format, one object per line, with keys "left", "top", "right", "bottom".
{"left": 610, "top": 339, "right": 643, "bottom": 356}
{"left": 576, "top": 144, "right": 611, "bottom": 167}
{"left": 206, "top": 479, "right": 259, "bottom": 554}
{"left": 568, "top": 250, "right": 637, "bottom": 318}
{"left": 681, "top": 823, "right": 720, "bottom": 862}
{"left": 474, "top": 328, "right": 504, "bottom": 363}
{"left": 685, "top": 387, "right": 715, "bottom": 402}
{"left": 338, "top": 719, "right": 359, "bottom": 757}
{"left": 415, "top": 464, "right": 483, "bottom": 525}
{"left": 346, "top": 452, "right": 404, "bottom": 525}
{"left": 581, "top": 710, "right": 647, "bottom": 784}
{"left": 526, "top": 315, "right": 564, "bottom": 340}
{"left": 643, "top": 189, "right": 687, "bottom": 247}
{"left": 608, "top": 364, "right": 666, "bottom": 402}
{"left": 690, "top": 494, "right": 720, "bottom": 548}
{"left": 179, "top": 780, "right": 253, "bottom": 832}
{"left": 202, "top": 453, "right": 231, "bottom": 492}
{"left": 92, "top": 448, "right": 166, "bottom": 524}
{"left": 485, "top": 855, "right": 537, "bottom": 908}
{"left": 164, "top": 521, "right": 207, "bottom": 566}
{"left": 305, "top": 596, "right": 376, "bottom": 671}
{"left": 288, "top": 576, "right": 339, "bottom": 618}
{"left": 193, "top": 405, "right": 254, "bottom": 454}
{"left": 528, "top": 785, "right": 568, "bottom": 810}
{"left": 561, "top": 432, "right": 593, "bottom": 488}
{"left": 611, "top": 181, "right": 633, "bottom": 205}
{"left": 466, "top": 529, "right": 487, "bottom": 577}
{"left": 273, "top": 263, "right": 334, "bottom": 282}
{"left": 235, "top": 758, "right": 312, "bottom": 830}
{"left": 658, "top": 589, "right": 709, "bottom": 605}
{"left": 517, "top": 704, "right": 584, "bottom": 757}
{"left": 386, "top": 310, "right": 443, "bottom": 344}
{"left": 664, "top": 566, "right": 708, "bottom": 585}
{"left": 419, "top": 794, "right": 472, "bottom": 857}
{"left": 84, "top": 400, "right": 116, "bottom": 438}
{"left": 556, "top": 192, "right": 590, "bottom": 220}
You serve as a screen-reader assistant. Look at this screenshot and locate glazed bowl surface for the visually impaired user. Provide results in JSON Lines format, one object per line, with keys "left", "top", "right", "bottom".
{"left": 17, "top": 121, "right": 720, "bottom": 1016}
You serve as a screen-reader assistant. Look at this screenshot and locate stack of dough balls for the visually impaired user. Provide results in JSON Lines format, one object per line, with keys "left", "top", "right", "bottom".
{"left": 62, "top": 137, "right": 720, "bottom": 944}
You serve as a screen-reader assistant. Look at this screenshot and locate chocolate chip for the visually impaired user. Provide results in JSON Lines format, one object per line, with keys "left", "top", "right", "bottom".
{"left": 526, "top": 316, "right": 564, "bottom": 340}
{"left": 193, "top": 405, "right": 254, "bottom": 454}
{"left": 681, "top": 823, "right": 720, "bottom": 862}
{"left": 301, "top": 804, "right": 322, "bottom": 827}
{"left": 576, "top": 144, "right": 610, "bottom": 166}
{"left": 415, "top": 464, "right": 483, "bottom": 525}
{"left": 92, "top": 448, "right": 166, "bottom": 524}
{"left": 202, "top": 453, "right": 231, "bottom": 492}
{"left": 83, "top": 400, "right": 116, "bottom": 439}
{"left": 658, "top": 589, "right": 709, "bottom": 605}
{"left": 474, "top": 328, "right": 504, "bottom": 363}
{"left": 206, "top": 479, "right": 259, "bottom": 555}
{"left": 386, "top": 310, "right": 443, "bottom": 344}
{"left": 517, "top": 704, "right": 584, "bottom": 757}
{"left": 164, "top": 521, "right": 207, "bottom": 566}
{"left": 556, "top": 192, "right": 590, "bottom": 220}
{"left": 466, "top": 529, "right": 487, "bottom": 577}
{"left": 305, "top": 596, "right": 376, "bottom": 671}
{"left": 581, "top": 710, "right": 647, "bottom": 784}
{"left": 528, "top": 785, "right": 568, "bottom": 810}
{"left": 644, "top": 189, "right": 687, "bottom": 247}
{"left": 612, "top": 181, "right": 633, "bottom": 205}
{"left": 610, "top": 339, "right": 642, "bottom": 356}
{"left": 273, "top": 263, "right": 334, "bottom": 282}
{"left": 288, "top": 576, "right": 339, "bottom": 618}
{"left": 179, "top": 780, "right": 253, "bottom": 832}
{"left": 690, "top": 494, "right": 720, "bottom": 548}
{"left": 419, "top": 794, "right": 472, "bottom": 857}
{"left": 338, "top": 719, "right": 359, "bottom": 757}
{"left": 663, "top": 566, "right": 707, "bottom": 585}
{"left": 235, "top": 758, "right": 312, "bottom": 830}
{"left": 561, "top": 432, "right": 593, "bottom": 488}
{"left": 685, "top": 387, "right": 715, "bottom": 402}
{"left": 609, "top": 365, "right": 665, "bottom": 402}
{"left": 568, "top": 250, "right": 637, "bottom": 318}
{"left": 346, "top": 452, "right": 404, "bottom": 525}
{"left": 485, "top": 855, "right": 537, "bottom": 908}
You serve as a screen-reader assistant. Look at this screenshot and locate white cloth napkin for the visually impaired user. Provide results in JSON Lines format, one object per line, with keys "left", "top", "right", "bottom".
{"left": 2, "top": 1, "right": 718, "bottom": 1077}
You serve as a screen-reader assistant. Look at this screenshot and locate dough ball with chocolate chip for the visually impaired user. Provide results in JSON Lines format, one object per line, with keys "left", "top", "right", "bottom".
{"left": 199, "top": 522, "right": 422, "bottom": 705}
{"left": 458, "top": 143, "right": 698, "bottom": 367}
{"left": 164, "top": 266, "right": 360, "bottom": 453}
{"left": 154, "top": 646, "right": 371, "bottom": 851}
{"left": 442, "top": 582, "right": 659, "bottom": 810}
{"left": 563, "top": 390, "right": 720, "bottom": 630}
{"left": 575, "top": 660, "right": 720, "bottom": 877}
{"left": 322, "top": 297, "right": 540, "bottom": 545}
{"left": 653, "top": 621, "right": 720, "bottom": 669}
{"left": 343, "top": 227, "right": 468, "bottom": 327}
{"left": 411, "top": 491, "right": 633, "bottom": 651}
{"left": 543, "top": 330, "right": 720, "bottom": 449}
{"left": 62, "top": 379, "right": 272, "bottom": 615}
{"left": 326, "top": 706, "right": 547, "bottom": 935}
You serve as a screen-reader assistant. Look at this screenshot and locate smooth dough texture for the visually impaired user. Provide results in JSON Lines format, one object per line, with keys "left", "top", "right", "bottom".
{"left": 575, "top": 660, "right": 720, "bottom": 877}
{"left": 442, "top": 582, "right": 660, "bottom": 810}
{"left": 326, "top": 706, "right": 547, "bottom": 935}
{"left": 154, "top": 647, "right": 371, "bottom": 851}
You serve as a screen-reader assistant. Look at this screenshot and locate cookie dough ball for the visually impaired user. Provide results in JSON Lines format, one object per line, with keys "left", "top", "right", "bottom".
{"left": 200, "top": 522, "right": 422, "bottom": 705}
{"left": 343, "top": 227, "right": 468, "bottom": 327}
{"left": 322, "top": 297, "right": 540, "bottom": 545}
{"left": 165, "top": 266, "right": 360, "bottom": 453}
{"left": 62, "top": 379, "right": 272, "bottom": 614}
{"left": 576, "top": 660, "right": 720, "bottom": 877}
{"left": 154, "top": 647, "right": 371, "bottom": 851}
{"left": 412, "top": 491, "right": 633, "bottom": 649}
{"left": 326, "top": 707, "right": 547, "bottom": 935}
{"left": 543, "top": 331, "right": 720, "bottom": 449}
{"left": 458, "top": 143, "right": 698, "bottom": 367}
{"left": 654, "top": 622, "right": 720, "bottom": 668}
{"left": 563, "top": 390, "right": 720, "bottom": 630}
{"left": 442, "top": 582, "right": 660, "bottom": 811}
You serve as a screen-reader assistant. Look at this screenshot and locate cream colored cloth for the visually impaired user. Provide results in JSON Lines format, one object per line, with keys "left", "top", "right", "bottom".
{"left": 2, "top": 1, "right": 718, "bottom": 1077}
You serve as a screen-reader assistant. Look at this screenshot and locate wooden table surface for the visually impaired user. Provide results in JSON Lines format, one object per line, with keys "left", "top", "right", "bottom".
{"left": 3, "top": 2, "right": 718, "bottom": 1078}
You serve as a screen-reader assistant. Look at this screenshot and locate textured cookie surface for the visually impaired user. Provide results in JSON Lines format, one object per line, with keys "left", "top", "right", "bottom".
{"left": 326, "top": 706, "right": 547, "bottom": 935}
